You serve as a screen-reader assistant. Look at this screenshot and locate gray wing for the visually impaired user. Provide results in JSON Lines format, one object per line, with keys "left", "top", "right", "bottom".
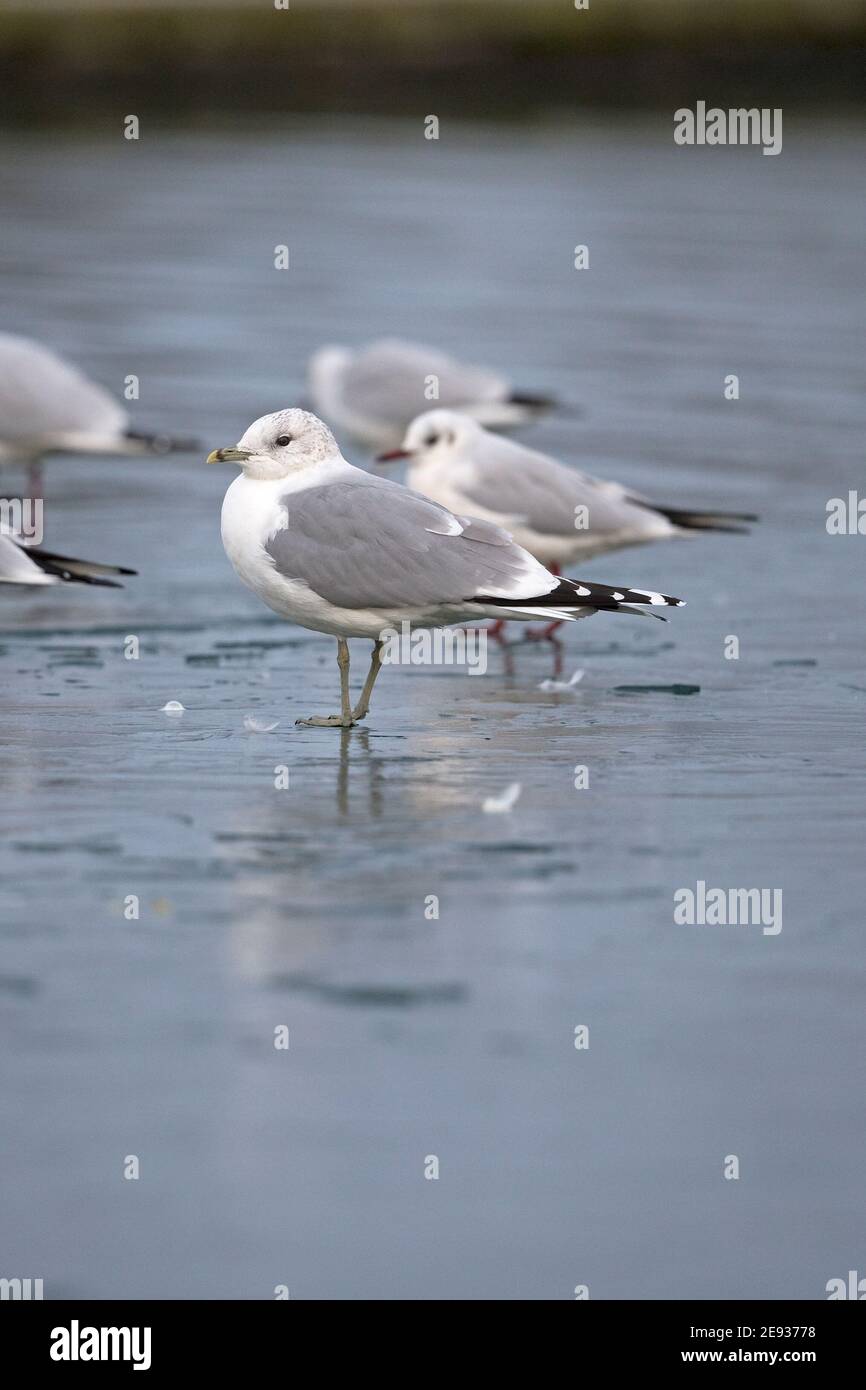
{"left": 342, "top": 339, "right": 506, "bottom": 423}
{"left": 265, "top": 475, "right": 548, "bottom": 610}
{"left": 459, "top": 434, "right": 662, "bottom": 539}
{"left": 0, "top": 333, "right": 126, "bottom": 445}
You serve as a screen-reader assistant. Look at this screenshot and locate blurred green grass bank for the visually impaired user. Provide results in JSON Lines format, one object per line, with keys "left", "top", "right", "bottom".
{"left": 1, "top": 0, "right": 864, "bottom": 123}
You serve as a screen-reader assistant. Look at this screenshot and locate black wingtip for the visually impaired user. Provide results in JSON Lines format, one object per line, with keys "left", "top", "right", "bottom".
{"left": 646, "top": 503, "right": 759, "bottom": 533}
{"left": 22, "top": 546, "right": 136, "bottom": 585}
{"left": 508, "top": 390, "right": 557, "bottom": 411}
{"left": 51, "top": 570, "right": 124, "bottom": 589}
{"left": 125, "top": 428, "right": 200, "bottom": 455}
{"left": 75, "top": 574, "right": 125, "bottom": 588}
{"left": 477, "top": 578, "right": 685, "bottom": 615}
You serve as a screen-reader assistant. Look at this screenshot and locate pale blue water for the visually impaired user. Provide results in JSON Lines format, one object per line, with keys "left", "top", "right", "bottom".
{"left": 0, "top": 117, "right": 864, "bottom": 1299}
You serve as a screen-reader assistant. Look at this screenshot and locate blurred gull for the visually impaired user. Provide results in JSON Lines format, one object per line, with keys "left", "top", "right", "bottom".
{"left": 380, "top": 409, "right": 755, "bottom": 638}
{"left": 0, "top": 332, "right": 198, "bottom": 496}
{"left": 382, "top": 409, "right": 757, "bottom": 564}
{"left": 209, "top": 409, "right": 684, "bottom": 730}
{"left": 308, "top": 338, "right": 555, "bottom": 450}
{"left": 0, "top": 533, "right": 136, "bottom": 588}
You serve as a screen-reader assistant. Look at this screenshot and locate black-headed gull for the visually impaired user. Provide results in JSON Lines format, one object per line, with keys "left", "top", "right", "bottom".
{"left": 379, "top": 408, "right": 754, "bottom": 640}
{"left": 379, "top": 408, "right": 756, "bottom": 566}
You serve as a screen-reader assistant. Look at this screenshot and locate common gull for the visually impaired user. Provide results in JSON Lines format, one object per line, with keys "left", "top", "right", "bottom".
{"left": 209, "top": 409, "right": 684, "bottom": 730}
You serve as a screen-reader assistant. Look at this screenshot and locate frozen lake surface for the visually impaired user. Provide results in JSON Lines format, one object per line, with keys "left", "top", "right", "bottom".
{"left": 0, "top": 117, "right": 864, "bottom": 1299}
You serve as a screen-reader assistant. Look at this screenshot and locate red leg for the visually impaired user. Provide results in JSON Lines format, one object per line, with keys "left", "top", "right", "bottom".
{"left": 487, "top": 619, "right": 509, "bottom": 643}
{"left": 27, "top": 459, "right": 44, "bottom": 502}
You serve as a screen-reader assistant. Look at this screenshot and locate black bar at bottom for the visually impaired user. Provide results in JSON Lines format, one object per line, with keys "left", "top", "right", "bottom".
{"left": 2, "top": 1298, "right": 860, "bottom": 1373}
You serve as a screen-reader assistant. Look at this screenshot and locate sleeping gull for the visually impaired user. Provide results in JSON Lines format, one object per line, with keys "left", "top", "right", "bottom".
{"left": 0, "top": 332, "right": 197, "bottom": 496}
{"left": 209, "top": 409, "right": 684, "bottom": 730}
{"left": 308, "top": 338, "right": 554, "bottom": 450}
{"left": 379, "top": 408, "right": 755, "bottom": 638}
{"left": 0, "top": 533, "right": 136, "bottom": 588}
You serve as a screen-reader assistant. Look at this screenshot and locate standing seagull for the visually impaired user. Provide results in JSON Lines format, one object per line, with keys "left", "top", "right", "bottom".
{"left": 0, "top": 332, "right": 197, "bottom": 496}
{"left": 380, "top": 409, "right": 757, "bottom": 564}
{"left": 209, "top": 409, "right": 684, "bottom": 730}
{"left": 308, "top": 338, "right": 554, "bottom": 450}
{"left": 0, "top": 534, "right": 135, "bottom": 588}
{"left": 379, "top": 409, "right": 755, "bottom": 638}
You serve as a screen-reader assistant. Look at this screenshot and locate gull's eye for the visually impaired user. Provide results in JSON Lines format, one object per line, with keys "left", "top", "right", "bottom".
{"left": 276, "top": 434, "right": 292, "bottom": 447}
{"left": 425, "top": 434, "right": 439, "bottom": 446}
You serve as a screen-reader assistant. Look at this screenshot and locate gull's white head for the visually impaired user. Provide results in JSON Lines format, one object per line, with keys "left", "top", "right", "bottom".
{"left": 377, "top": 409, "right": 482, "bottom": 466}
{"left": 208, "top": 408, "right": 339, "bottom": 480}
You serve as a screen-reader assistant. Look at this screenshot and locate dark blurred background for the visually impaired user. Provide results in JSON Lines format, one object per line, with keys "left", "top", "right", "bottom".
{"left": 2, "top": 0, "right": 865, "bottom": 125}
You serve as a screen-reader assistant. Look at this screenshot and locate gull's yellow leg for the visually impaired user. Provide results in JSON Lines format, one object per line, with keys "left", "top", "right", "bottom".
{"left": 296, "top": 638, "right": 356, "bottom": 728}
{"left": 351, "top": 639, "right": 384, "bottom": 722}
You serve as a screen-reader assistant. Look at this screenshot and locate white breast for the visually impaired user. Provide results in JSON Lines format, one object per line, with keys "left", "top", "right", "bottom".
{"left": 220, "top": 474, "right": 287, "bottom": 588}
{"left": 220, "top": 462, "right": 379, "bottom": 634}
